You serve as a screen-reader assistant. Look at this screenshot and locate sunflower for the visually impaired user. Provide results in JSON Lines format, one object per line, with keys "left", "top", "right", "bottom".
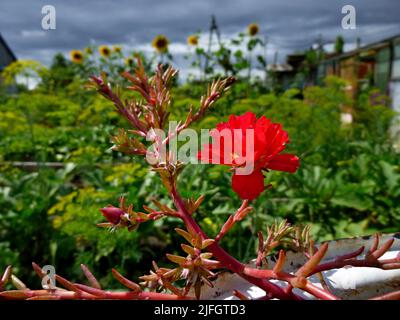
{"left": 99, "top": 45, "right": 111, "bottom": 57}
{"left": 113, "top": 45, "right": 122, "bottom": 53}
{"left": 100, "top": 71, "right": 108, "bottom": 79}
{"left": 187, "top": 34, "right": 199, "bottom": 46}
{"left": 152, "top": 35, "right": 169, "bottom": 53}
{"left": 125, "top": 57, "right": 134, "bottom": 66}
{"left": 70, "top": 50, "right": 84, "bottom": 64}
{"left": 84, "top": 47, "right": 93, "bottom": 55}
{"left": 248, "top": 23, "right": 259, "bottom": 36}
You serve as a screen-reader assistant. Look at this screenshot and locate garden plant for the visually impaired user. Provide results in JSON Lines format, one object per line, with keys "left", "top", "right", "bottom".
{"left": 0, "top": 58, "right": 399, "bottom": 300}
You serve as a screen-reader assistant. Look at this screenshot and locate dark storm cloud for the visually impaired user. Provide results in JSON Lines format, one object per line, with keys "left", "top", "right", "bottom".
{"left": 0, "top": 0, "right": 399, "bottom": 67}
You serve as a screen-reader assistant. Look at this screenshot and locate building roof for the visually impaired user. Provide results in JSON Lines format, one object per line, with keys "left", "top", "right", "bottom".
{"left": 322, "top": 34, "right": 400, "bottom": 63}
{"left": 0, "top": 33, "right": 17, "bottom": 71}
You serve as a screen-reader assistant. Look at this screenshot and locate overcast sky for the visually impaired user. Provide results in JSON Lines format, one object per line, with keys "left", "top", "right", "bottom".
{"left": 1, "top": 0, "right": 399, "bottom": 74}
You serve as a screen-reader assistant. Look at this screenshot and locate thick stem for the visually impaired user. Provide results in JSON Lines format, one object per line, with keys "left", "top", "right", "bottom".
{"left": 302, "top": 282, "right": 339, "bottom": 300}
{"left": 170, "top": 186, "right": 301, "bottom": 300}
{"left": 0, "top": 289, "right": 189, "bottom": 300}
{"left": 311, "top": 256, "right": 399, "bottom": 275}
{"left": 243, "top": 267, "right": 339, "bottom": 300}
{"left": 370, "top": 290, "right": 400, "bottom": 300}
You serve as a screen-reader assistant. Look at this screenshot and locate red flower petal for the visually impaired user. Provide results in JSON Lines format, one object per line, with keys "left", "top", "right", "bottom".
{"left": 198, "top": 111, "right": 300, "bottom": 201}
{"left": 232, "top": 169, "right": 265, "bottom": 200}
{"left": 267, "top": 154, "right": 300, "bottom": 173}
{"left": 218, "top": 112, "right": 257, "bottom": 131}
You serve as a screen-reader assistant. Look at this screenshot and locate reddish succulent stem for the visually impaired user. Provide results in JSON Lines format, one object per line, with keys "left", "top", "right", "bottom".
{"left": 171, "top": 186, "right": 302, "bottom": 300}
{"left": 311, "top": 257, "right": 399, "bottom": 274}
{"left": 215, "top": 200, "right": 249, "bottom": 242}
{"left": 0, "top": 289, "right": 190, "bottom": 300}
{"left": 242, "top": 267, "right": 339, "bottom": 300}
{"left": 80, "top": 264, "right": 101, "bottom": 289}
{"left": 370, "top": 290, "right": 400, "bottom": 300}
{"left": 302, "top": 282, "right": 339, "bottom": 300}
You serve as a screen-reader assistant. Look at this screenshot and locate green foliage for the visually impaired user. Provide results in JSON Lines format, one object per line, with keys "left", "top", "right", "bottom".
{"left": 335, "top": 36, "right": 345, "bottom": 54}
{"left": 1, "top": 60, "right": 48, "bottom": 87}
{"left": 354, "top": 88, "right": 396, "bottom": 140}
{"left": 0, "top": 39, "right": 399, "bottom": 287}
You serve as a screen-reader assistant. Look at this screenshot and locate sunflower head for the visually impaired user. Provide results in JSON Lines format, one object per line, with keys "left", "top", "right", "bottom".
{"left": 248, "top": 23, "right": 259, "bottom": 37}
{"left": 187, "top": 34, "right": 199, "bottom": 46}
{"left": 152, "top": 35, "right": 169, "bottom": 53}
{"left": 84, "top": 47, "right": 93, "bottom": 55}
{"left": 70, "top": 50, "right": 84, "bottom": 64}
{"left": 100, "top": 71, "right": 108, "bottom": 79}
{"left": 113, "top": 45, "right": 122, "bottom": 53}
{"left": 125, "top": 57, "right": 134, "bottom": 66}
{"left": 99, "top": 45, "right": 111, "bottom": 57}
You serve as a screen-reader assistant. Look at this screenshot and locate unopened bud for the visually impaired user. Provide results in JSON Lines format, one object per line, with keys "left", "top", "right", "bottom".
{"left": 100, "top": 206, "right": 124, "bottom": 225}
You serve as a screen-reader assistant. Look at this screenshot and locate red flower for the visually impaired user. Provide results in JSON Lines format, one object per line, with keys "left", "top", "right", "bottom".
{"left": 100, "top": 206, "right": 124, "bottom": 225}
{"left": 198, "top": 112, "right": 300, "bottom": 200}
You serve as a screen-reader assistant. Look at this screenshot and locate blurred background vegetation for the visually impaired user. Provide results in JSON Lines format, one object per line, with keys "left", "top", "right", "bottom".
{"left": 0, "top": 29, "right": 399, "bottom": 288}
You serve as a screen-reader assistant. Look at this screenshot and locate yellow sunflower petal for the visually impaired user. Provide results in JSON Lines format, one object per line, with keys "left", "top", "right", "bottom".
{"left": 99, "top": 45, "right": 111, "bottom": 57}
{"left": 152, "top": 35, "right": 169, "bottom": 53}
{"left": 248, "top": 23, "right": 259, "bottom": 36}
{"left": 70, "top": 50, "right": 84, "bottom": 63}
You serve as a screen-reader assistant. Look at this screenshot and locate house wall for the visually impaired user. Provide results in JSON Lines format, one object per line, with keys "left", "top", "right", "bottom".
{"left": 374, "top": 47, "right": 391, "bottom": 94}
{"left": 389, "top": 39, "right": 400, "bottom": 147}
{"left": 0, "top": 41, "right": 15, "bottom": 72}
{"left": 339, "top": 56, "right": 358, "bottom": 99}
{"left": 391, "top": 39, "right": 400, "bottom": 82}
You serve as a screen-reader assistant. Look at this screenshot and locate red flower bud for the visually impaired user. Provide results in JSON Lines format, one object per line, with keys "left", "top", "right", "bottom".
{"left": 90, "top": 75, "right": 104, "bottom": 86}
{"left": 100, "top": 206, "right": 124, "bottom": 225}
